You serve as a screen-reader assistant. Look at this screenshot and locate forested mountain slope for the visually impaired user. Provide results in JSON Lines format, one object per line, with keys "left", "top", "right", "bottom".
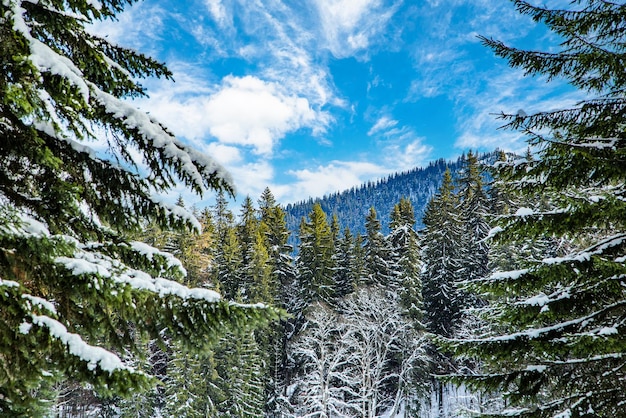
{"left": 284, "top": 151, "right": 498, "bottom": 238}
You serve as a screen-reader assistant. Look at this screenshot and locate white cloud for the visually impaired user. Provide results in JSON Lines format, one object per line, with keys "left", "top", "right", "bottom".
{"left": 133, "top": 72, "right": 328, "bottom": 156}
{"left": 229, "top": 159, "right": 276, "bottom": 200}
{"left": 313, "top": 0, "right": 401, "bottom": 57}
{"left": 204, "top": 142, "right": 242, "bottom": 165}
{"left": 205, "top": 0, "right": 230, "bottom": 27}
{"left": 203, "top": 75, "right": 319, "bottom": 155}
{"left": 287, "top": 161, "right": 388, "bottom": 202}
{"left": 368, "top": 116, "right": 398, "bottom": 136}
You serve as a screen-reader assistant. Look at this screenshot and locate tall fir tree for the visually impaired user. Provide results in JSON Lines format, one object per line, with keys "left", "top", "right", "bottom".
{"left": 388, "top": 198, "right": 423, "bottom": 324}
{"left": 0, "top": 1, "right": 276, "bottom": 415}
{"left": 363, "top": 207, "right": 395, "bottom": 287}
{"left": 237, "top": 196, "right": 260, "bottom": 300}
{"left": 449, "top": 1, "right": 626, "bottom": 416}
{"left": 257, "top": 188, "right": 299, "bottom": 417}
{"left": 333, "top": 227, "right": 357, "bottom": 300}
{"left": 296, "top": 203, "right": 335, "bottom": 305}
{"left": 351, "top": 233, "right": 367, "bottom": 287}
{"left": 456, "top": 150, "right": 491, "bottom": 309}
{"left": 421, "top": 168, "right": 464, "bottom": 339}
{"left": 211, "top": 193, "right": 243, "bottom": 299}
{"left": 214, "top": 330, "right": 266, "bottom": 418}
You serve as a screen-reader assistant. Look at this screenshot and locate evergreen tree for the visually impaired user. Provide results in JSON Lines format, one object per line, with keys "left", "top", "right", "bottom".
{"left": 456, "top": 151, "right": 491, "bottom": 299}
{"left": 257, "top": 188, "right": 299, "bottom": 417}
{"left": 215, "top": 330, "right": 266, "bottom": 418}
{"left": 161, "top": 343, "right": 221, "bottom": 418}
{"left": 449, "top": 2, "right": 626, "bottom": 416}
{"left": 363, "top": 207, "right": 395, "bottom": 286}
{"left": 248, "top": 229, "right": 273, "bottom": 303}
{"left": 333, "top": 227, "right": 357, "bottom": 299}
{"left": 388, "top": 198, "right": 423, "bottom": 324}
{"left": 350, "top": 233, "right": 367, "bottom": 287}
{"left": 237, "top": 196, "right": 260, "bottom": 300}
{"left": 257, "top": 187, "right": 296, "bottom": 309}
{"left": 212, "top": 194, "right": 242, "bottom": 299}
{"left": 421, "top": 169, "right": 464, "bottom": 339}
{"left": 0, "top": 1, "right": 276, "bottom": 414}
{"left": 296, "top": 203, "right": 335, "bottom": 304}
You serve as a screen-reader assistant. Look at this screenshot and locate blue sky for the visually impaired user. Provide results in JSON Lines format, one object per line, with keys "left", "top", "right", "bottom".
{"left": 91, "top": 0, "right": 580, "bottom": 206}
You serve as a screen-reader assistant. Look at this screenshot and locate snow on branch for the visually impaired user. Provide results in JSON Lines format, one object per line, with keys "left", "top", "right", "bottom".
{"left": 22, "top": 294, "right": 57, "bottom": 315}
{"left": 148, "top": 196, "right": 202, "bottom": 232}
{"left": 129, "top": 241, "right": 185, "bottom": 273}
{"left": 461, "top": 300, "right": 626, "bottom": 343}
{"left": 30, "top": 314, "right": 135, "bottom": 373}
{"left": 0, "top": 278, "right": 20, "bottom": 289}
{"left": 1, "top": 211, "right": 51, "bottom": 238}
{"left": 93, "top": 88, "right": 232, "bottom": 194}
{"left": 55, "top": 244, "right": 222, "bottom": 303}
{"left": 11, "top": 1, "right": 90, "bottom": 102}
{"left": 484, "top": 269, "right": 530, "bottom": 282}
{"left": 542, "top": 233, "right": 626, "bottom": 265}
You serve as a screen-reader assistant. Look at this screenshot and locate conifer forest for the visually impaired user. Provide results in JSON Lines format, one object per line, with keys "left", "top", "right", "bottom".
{"left": 2, "top": 0, "right": 626, "bottom": 417}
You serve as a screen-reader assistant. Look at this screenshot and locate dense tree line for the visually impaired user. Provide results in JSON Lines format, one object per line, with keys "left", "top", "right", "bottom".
{"left": 54, "top": 149, "right": 494, "bottom": 417}
{"left": 4, "top": 0, "right": 624, "bottom": 416}
{"left": 284, "top": 157, "right": 464, "bottom": 241}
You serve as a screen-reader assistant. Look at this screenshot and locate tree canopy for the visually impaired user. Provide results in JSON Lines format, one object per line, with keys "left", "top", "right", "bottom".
{"left": 0, "top": 0, "right": 277, "bottom": 414}
{"left": 449, "top": 1, "right": 626, "bottom": 416}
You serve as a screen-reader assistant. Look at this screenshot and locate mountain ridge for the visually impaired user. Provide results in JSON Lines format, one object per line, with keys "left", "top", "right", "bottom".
{"left": 283, "top": 151, "right": 500, "bottom": 241}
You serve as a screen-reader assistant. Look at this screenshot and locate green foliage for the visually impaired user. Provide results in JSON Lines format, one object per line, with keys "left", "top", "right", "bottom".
{"left": 297, "top": 203, "right": 335, "bottom": 304}
{"left": 389, "top": 198, "right": 424, "bottom": 324}
{"left": 449, "top": 1, "right": 626, "bottom": 416}
{"left": 214, "top": 330, "right": 266, "bottom": 417}
{"left": 421, "top": 169, "right": 464, "bottom": 339}
{"left": 364, "top": 207, "right": 395, "bottom": 286}
{"left": 0, "top": 0, "right": 277, "bottom": 414}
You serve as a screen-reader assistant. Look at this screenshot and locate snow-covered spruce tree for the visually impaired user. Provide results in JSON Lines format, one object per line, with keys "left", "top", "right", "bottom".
{"left": 211, "top": 192, "right": 243, "bottom": 299}
{"left": 333, "top": 227, "right": 357, "bottom": 300}
{"left": 456, "top": 151, "right": 491, "bottom": 297}
{"left": 214, "top": 329, "right": 266, "bottom": 418}
{"left": 0, "top": 1, "right": 277, "bottom": 414}
{"left": 296, "top": 203, "right": 335, "bottom": 305}
{"left": 258, "top": 188, "right": 300, "bottom": 417}
{"left": 363, "top": 207, "right": 395, "bottom": 287}
{"left": 447, "top": 1, "right": 626, "bottom": 416}
{"left": 258, "top": 187, "right": 296, "bottom": 309}
{"left": 388, "top": 197, "right": 423, "bottom": 324}
{"left": 421, "top": 168, "right": 464, "bottom": 339}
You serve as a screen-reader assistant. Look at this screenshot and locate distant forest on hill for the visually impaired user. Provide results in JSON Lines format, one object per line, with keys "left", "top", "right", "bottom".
{"left": 283, "top": 151, "right": 499, "bottom": 241}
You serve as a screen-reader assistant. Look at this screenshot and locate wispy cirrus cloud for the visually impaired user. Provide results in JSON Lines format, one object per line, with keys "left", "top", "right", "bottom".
{"left": 453, "top": 69, "right": 585, "bottom": 154}
{"left": 367, "top": 114, "right": 433, "bottom": 170}
{"left": 204, "top": 0, "right": 231, "bottom": 27}
{"left": 368, "top": 116, "right": 398, "bottom": 136}
{"left": 312, "top": 0, "right": 402, "bottom": 58}
{"left": 402, "top": 0, "right": 585, "bottom": 157}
